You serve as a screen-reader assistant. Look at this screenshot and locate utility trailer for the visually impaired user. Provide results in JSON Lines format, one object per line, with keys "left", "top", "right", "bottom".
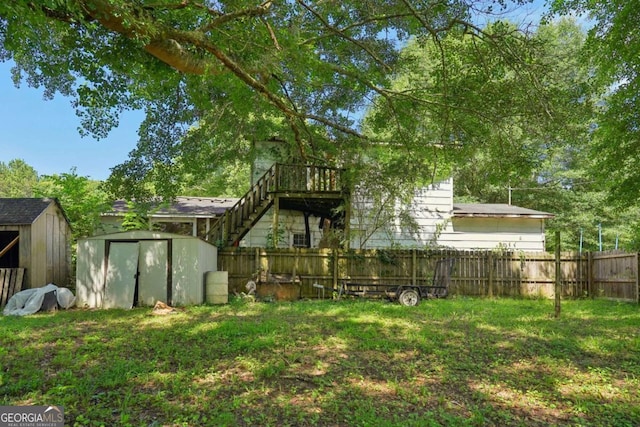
{"left": 337, "top": 258, "right": 455, "bottom": 306}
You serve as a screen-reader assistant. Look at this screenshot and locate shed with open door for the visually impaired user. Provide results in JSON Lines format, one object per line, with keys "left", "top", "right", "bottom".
{"left": 75, "top": 230, "right": 217, "bottom": 309}
{"left": 0, "top": 198, "right": 71, "bottom": 291}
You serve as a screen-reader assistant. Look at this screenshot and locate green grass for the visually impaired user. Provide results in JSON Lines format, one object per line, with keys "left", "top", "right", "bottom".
{"left": 1, "top": 297, "right": 639, "bottom": 426}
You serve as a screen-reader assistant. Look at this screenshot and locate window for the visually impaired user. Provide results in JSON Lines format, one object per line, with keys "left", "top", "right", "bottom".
{"left": 292, "top": 233, "right": 308, "bottom": 248}
{"left": 153, "top": 221, "right": 195, "bottom": 236}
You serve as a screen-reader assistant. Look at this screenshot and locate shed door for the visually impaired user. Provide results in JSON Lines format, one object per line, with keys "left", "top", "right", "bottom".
{"left": 104, "top": 242, "right": 139, "bottom": 309}
{"left": 138, "top": 240, "right": 169, "bottom": 306}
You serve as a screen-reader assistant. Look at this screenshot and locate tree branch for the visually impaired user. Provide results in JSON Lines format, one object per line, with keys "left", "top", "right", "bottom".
{"left": 297, "top": 0, "right": 392, "bottom": 72}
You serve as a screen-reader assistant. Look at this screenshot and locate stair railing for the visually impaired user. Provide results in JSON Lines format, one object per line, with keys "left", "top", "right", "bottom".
{"left": 206, "top": 163, "right": 344, "bottom": 247}
{"left": 206, "top": 165, "right": 277, "bottom": 246}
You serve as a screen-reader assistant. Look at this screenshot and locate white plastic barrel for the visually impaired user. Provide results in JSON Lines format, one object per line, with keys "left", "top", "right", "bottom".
{"left": 205, "top": 271, "right": 228, "bottom": 304}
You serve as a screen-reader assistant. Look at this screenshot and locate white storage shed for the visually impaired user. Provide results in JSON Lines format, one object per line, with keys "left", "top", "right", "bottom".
{"left": 76, "top": 230, "right": 218, "bottom": 309}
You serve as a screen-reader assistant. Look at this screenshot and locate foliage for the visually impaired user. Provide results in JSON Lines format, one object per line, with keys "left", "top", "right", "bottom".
{"left": 414, "top": 17, "right": 628, "bottom": 252}
{"left": 265, "top": 222, "right": 286, "bottom": 249}
{"left": 348, "top": 174, "right": 423, "bottom": 249}
{"left": 4, "top": 1, "right": 640, "bottom": 250}
{"left": 119, "top": 201, "right": 151, "bottom": 231}
{"left": 352, "top": 21, "right": 531, "bottom": 248}
{"left": 356, "top": 18, "right": 600, "bottom": 251}
{"left": 549, "top": 1, "right": 640, "bottom": 208}
{"left": 34, "top": 168, "right": 112, "bottom": 240}
{"left": 0, "top": 159, "right": 38, "bottom": 197}
{"left": 181, "top": 159, "right": 250, "bottom": 198}
{"left": 453, "top": 17, "right": 596, "bottom": 198}
{"left": 0, "top": 0, "right": 557, "bottom": 200}
{"left": 1, "top": 299, "right": 639, "bottom": 426}
{"left": 365, "top": 21, "right": 559, "bottom": 186}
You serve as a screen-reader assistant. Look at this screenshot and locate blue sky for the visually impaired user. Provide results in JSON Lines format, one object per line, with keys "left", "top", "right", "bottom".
{"left": 0, "top": 60, "right": 142, "bottom": 180}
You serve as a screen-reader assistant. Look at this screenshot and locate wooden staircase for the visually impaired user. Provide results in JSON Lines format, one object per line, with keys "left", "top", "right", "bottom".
{"left": 206, "top": 163, "right": 346, "bottom": 247}
{"left": 206, "top": 165, "right": 277, "bottom": 247}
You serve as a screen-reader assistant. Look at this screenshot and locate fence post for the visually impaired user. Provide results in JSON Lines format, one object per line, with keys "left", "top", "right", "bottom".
{"left": 293, "top": 248, "right": 299, "bottom": 287}
{"left": 487, "top": 251, "right": 493, "bottom": 297}
{"left": 411, "top": 249, "right": 417, "bottom": 286}
{"left": 588, "top": 251, "right": 594, "bottom": 298}
{"left": 332, "top": 249, "right": 339, "bottom": 291}
{"left": 555, "top": 231, "right": 561, "bottom": 318}
{"left": 636, "top": 252, "right": 640, "bottom": 305}
{"left": 272, "top": 196, "right": 280, "bottom": 247}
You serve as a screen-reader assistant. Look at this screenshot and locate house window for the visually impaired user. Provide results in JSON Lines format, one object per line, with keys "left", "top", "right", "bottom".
{"left": 292, "top": 233, "right": 308, "bottom": 248}
{"left": 154, "top": 221, "right": 195, "bottom": 236}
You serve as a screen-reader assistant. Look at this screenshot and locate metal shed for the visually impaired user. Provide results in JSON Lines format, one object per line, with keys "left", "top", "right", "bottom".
{"left": 75, "top": 230, "right": 217, "bottom": 309}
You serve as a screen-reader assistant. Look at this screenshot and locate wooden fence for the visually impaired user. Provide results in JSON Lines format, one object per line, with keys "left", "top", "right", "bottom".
{"left": 589, "top": 251, "right": 639, "bottom": 302}
{"left": 217, "top": 248, "right": 639, "bottom": 302}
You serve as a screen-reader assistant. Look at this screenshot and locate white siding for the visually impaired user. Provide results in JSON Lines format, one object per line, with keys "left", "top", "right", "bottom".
{"left": 348, "top": 178, "right": 548, "bottom": 251}
{"left": 239, "top": 176, "right": 548, "bottom": 252}
{"left": 241, "top": 208, "right": 324, "bottom": 248}
{"left": 437, "top": 217, "right": 547, "bottom": 252}
{"left": 350, "top": 178, "right": 454, "bottom": 249}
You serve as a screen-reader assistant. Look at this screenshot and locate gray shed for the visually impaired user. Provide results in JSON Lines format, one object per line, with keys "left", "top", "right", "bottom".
{"left": 76, "top": 230, "right": 218, "bottom": 309}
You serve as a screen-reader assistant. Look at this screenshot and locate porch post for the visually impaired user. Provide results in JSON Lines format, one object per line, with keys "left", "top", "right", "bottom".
{"left": 343, "top": 191, "right": 351, "bottom": 250}
{"left": 272, "top": 195, "right": 280, "bottom": 248}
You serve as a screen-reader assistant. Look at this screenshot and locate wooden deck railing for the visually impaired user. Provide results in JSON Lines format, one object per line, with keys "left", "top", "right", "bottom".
{"left": 275, "top": 164, "right": 343, "bottom": 193}
{"left": 206, "top": 164, "right": 345, "bottom": 247}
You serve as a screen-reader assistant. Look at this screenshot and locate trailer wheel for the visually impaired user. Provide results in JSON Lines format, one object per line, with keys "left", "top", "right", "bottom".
{"left": 398, "top": 289, "right": 420, "bottom": 306}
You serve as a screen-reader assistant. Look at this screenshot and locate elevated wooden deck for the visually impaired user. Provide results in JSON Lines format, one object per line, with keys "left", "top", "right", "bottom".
{"left": 207, "top": 164, "right": 348, "bottom": 247}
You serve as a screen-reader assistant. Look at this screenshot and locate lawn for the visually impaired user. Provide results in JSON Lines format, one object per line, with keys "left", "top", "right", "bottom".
{"left": 1, "top": 297, "right": 639, "bottom": 427}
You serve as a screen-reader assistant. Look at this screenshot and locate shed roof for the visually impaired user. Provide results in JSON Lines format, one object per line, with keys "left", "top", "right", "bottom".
{"left": 452, "top": 203, "right": 554, "bottom": 219}
{"left": 0, "top": 198, "right": 65, "bottom": 225}
{"left": 80, "top": 230, "right": 215, "bottom": 242}
{"left": 106, "top": 196, "right": 240, "bottom": 218}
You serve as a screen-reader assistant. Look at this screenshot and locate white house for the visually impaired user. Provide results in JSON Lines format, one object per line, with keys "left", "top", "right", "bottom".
{"left": 444, "top": 203, "right": 554, "bottom": 251}
{"left": 98, "top": 138, "right": 553, "bottom": 252}
{"left": 240, "top": 176, "right": 554, "bottom": 252}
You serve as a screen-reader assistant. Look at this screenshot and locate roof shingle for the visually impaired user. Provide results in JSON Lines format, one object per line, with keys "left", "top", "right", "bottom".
{"left": 0, "top": 198, "right": 57, "bottom": 225}
{"left": 106, "top": 196, "right": 240, "bottom": 218}
{"left": 452, "top": 203, "right": 554, "bottom": 218}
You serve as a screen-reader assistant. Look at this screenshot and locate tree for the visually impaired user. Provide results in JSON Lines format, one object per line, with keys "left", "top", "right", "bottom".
{"left": 364, "top": 20, "right": 567, "bottom": 185}
{"left": 357, "top": 17, "right": 604, "bottom": 250}
{"left": 181, "top": 160, "right": 250, "bottom": 197}
{"left": 458, "top": 18, "right": 597, "bottom": 195}
{"left": 446, "top": 18, "right": 607, "bottom": 251}
{"left": 1, "top": 1, "right": 549, "bottom": 200}
{"left": 550, "top": 1, "right": 640, "bottom": 207}
{"left": 0, "top": 159, "right": 38, "bottom": 197}
{"left": 34, "top": 169, "right": 112, "bottom": 240}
